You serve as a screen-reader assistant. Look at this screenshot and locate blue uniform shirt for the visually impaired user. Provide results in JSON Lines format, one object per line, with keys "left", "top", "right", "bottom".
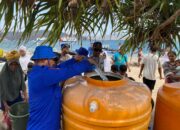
{"left": 27, "top": 59, "right": 94, "bottom": 130}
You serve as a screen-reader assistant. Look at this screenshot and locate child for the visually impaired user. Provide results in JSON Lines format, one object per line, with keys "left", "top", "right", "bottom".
{"left": 111, "top": 65, "right": 118, "bottom": 74}
{"left": 119, "top": 65, "right": 128, "bottom": 77}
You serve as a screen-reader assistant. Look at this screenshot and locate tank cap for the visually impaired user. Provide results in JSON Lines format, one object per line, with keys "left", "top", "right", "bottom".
{"left": 89, "top": 101, "right": 98, "bottom": 113}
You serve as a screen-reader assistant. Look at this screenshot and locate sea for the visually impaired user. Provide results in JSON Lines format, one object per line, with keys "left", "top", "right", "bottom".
{"left": 0, "top": 39, "right": 145, "bottom": 56}
{"left": 0, "top": 39, "right": 179, "bottom": 57}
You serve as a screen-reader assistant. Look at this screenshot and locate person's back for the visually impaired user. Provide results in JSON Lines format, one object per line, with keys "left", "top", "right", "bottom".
{"left": 28, "top": 66, "right": 61, "bottom": 130}
{"left": 139, "top": 45, "right": 162, "bottom": 92}
{"left": 143, "top": 53, "right": 160, "bottom": 80}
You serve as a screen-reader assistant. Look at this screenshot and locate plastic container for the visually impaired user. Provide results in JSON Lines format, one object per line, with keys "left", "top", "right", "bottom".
{"left": 9, "top": 102, "right": 29, "bottom": 130}
{"left": 62, "top": 72, "right": 152, "bottom": 130}
{"left": 154, "top": 82, "right": 180, "bottom": 130}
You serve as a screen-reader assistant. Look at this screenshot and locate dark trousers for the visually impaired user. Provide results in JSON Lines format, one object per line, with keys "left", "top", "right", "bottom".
{"left": 143, "top": 77, "right": 155, "bottom": 109}
{"left": 143, "top": 77, "right": 156, "bottom": 92}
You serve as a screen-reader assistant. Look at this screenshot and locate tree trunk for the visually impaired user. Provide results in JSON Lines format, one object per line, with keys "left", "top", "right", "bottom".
{"left": 151, "top": 9, "right": 180, "bottom": 41}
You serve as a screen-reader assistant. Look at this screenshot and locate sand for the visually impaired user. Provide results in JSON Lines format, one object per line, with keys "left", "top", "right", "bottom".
{"left": 128, "top": 57, "right": 164, "bottom": 99}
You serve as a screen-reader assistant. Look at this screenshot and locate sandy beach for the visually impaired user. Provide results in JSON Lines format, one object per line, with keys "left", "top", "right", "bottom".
{"left": 0, "top": 57, "right": 165, "bottom": 129}
{"left": 128, "top": 57, "right": 164, "bottom": 99}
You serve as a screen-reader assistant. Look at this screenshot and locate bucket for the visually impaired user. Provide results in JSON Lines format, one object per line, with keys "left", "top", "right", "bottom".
{"left": 9, "top": 102, "right": 29, "bottom": 130}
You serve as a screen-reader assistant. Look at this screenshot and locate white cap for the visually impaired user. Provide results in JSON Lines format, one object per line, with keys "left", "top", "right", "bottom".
{"left": 19, "top": 45, "right": 27, "bottom": 52}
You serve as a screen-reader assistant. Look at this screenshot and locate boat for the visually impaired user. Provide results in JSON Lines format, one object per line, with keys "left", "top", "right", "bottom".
{"left": 59, "top": 36, "right": 77, "bottom": 42}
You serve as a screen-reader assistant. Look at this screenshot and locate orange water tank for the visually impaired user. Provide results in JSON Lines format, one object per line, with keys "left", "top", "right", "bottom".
{"left": 154, "top": 82, "right": 180, "bottom": 130}
{"left": 62, "top": 73, "right": 152, "bottom": 130}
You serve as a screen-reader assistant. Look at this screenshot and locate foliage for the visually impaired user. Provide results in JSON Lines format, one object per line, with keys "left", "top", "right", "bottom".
{"left": 0, "top": 0, "right": 179, "bottom": 52}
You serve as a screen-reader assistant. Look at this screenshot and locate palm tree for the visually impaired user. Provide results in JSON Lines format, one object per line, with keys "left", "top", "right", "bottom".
{"left": 0, "top": 0, "right": 179, "bottom": 52}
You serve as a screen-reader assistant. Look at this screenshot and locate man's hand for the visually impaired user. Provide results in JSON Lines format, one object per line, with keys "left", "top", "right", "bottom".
{"left": 3, "top": 102, "right": 10, "bottom": 113}
{"left": 87, "top": 58, "right": 97, "bottom": 65}
{"left": 160, "top": 76, "right": 164, "bottom": 80}
{"left": 24, "top": 91, "right": 28, "bottom": 102}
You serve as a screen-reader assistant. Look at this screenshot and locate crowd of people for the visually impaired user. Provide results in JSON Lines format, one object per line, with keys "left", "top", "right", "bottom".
{"left": 0, "top": 41, "right": 179, "bottom": 130}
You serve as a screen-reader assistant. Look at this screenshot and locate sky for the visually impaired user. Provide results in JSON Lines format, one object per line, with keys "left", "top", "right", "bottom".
{"left": 0, "top": 16, "right": 114, "bottom": 36}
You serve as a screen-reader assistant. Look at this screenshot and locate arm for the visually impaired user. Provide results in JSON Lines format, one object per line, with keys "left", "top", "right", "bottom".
{"left": 126, "top": 62, "right": 131, "bottom": 72}
{"left": 22, "top": 86, "right": 28, "bottom": 102}
{"left": 3, "top": 100, "right": 10, "bottom": 113}
{"left": 100, "top": 52, "right": 106, "bottom": 59}
{"left": 158, "top": 67, "right": 163, "bottom": 79}
{"left": 57, "top": 58, "right": 76, "bottom": 68}
{"left": 158, "top": 60, "right": 163, "bottom": 79}
{"left": 21, "top": 73, "right": 28, "bottom": 102}
{"left": 125, "top": 55, "right": 131, "bottom": 72}
{"left": 43, "top": 59, "right": 94, "bottom": 86}
{"left": 68, "top": 51, "right": 76, "bottom": 56}
{"left": 139, "top": 64, "right": 144, "bottom": 78}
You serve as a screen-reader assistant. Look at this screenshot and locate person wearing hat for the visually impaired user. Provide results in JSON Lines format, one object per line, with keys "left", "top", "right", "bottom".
{"left": 76, "top": 47, "right": 88, "bottom": 57}
{"left": 90, "top": 42, "right": 106, "bottom": 71}
{"left": 59, "top": 43, "right": 75, "bottom": 63}
{"left": 27, "top": 46, "right": 95, "bottom": 130}
{"left": 19, "top": 45, "right": 31, "bottom": 75}
{"left": 0, "top": 50, "right": 27, "bottom": 114}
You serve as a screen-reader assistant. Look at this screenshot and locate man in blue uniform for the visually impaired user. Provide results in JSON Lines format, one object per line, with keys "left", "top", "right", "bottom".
{"left": 27, "top": 46, "right": 95, "bottom": 130}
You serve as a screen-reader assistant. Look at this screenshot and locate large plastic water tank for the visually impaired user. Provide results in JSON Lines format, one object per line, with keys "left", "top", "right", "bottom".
{"left": 154, "top": 82, "right": 180, "bottom": 130}
{"left": 62, "top": 72, "right": 152, "bottom": 130}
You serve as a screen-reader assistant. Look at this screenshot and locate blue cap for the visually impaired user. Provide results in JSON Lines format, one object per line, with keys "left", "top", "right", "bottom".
{"left": 61, "top": 44, "right": 70, "bottom": 49}
{"left": 31, "top": 46, "right": 57, "bottom": 60}
{"left": 76, "top": 47, "right": 88, "bottom": 57}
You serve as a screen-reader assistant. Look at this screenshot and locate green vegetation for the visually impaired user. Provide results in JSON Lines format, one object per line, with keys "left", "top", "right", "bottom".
{"left": 0, "top": 0, "right": 179, "bottom": 52}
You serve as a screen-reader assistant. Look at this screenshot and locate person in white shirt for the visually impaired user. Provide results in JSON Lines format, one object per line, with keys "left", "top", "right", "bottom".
{"left": 19, "top": 45, "right": 31, "bottom": 76}
{"left": 104, "top": 51, "right": 112, "bottom": 72}
{"left": 139, "top": 45, "right": 163, "bottom": 92}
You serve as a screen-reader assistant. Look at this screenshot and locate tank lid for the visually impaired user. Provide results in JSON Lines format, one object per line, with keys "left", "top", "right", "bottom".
{"left": 85, "top": 72, "right": 127, "bottom": 87}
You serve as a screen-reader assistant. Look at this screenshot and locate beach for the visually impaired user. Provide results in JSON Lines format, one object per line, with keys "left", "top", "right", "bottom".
{"left": 0, "top": 57, "right": 165, "bottom": 129}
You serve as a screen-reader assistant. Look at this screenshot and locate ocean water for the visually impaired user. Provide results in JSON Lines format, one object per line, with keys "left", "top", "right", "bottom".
{"left": 0, "top": 39, "right": 144, "bottom": 55}
{"left": 0, "top": 39, "right": 122, "bottom": 52}
{"left": 0, "top": 39, "right": 178, "bottom": 57}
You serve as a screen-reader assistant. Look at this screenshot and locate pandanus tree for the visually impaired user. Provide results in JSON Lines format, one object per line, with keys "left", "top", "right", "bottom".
{"left": 0, "top": 0, "right": 179, "bottom": 52}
